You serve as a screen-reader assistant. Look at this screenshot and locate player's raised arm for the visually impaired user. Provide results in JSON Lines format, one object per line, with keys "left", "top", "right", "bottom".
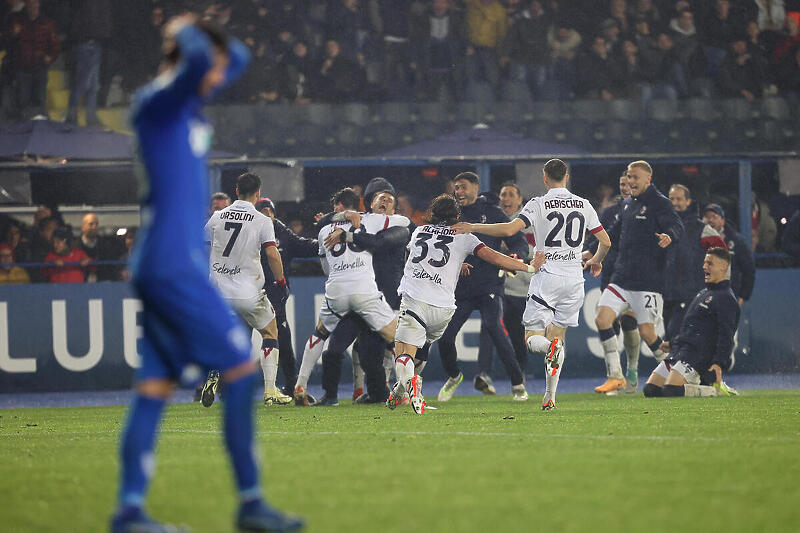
{"left": 476, "top": 246, "right": 544, "bottom": 274}
{"left": 451, "top": 217, "right": 526, "bottom": 237}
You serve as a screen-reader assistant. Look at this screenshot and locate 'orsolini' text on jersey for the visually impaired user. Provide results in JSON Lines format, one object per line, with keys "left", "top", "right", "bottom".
{"left": 399, "top": 224, "right": 485, "bottom": 309}
{"left": 205, "top": 200, "right": 276, "bottom": 299}
{"left": 518, "top": 188, "right": 602, "bottom": 278}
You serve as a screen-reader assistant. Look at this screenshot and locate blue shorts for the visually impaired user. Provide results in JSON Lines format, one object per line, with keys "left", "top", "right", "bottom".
{"left": 133, "top": 268, "right": 251, "bottom": 382}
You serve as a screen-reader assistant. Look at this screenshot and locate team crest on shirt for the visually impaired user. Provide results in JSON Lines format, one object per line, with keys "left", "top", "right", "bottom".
{"left": 639, "top": 205, "right": 647, "bottom": 214}
{"left": 480, "top": 215, "right": 487, "bottom": 223}
{"left": 704, "top": 295, "right": 713, "bottom": 304}
{"left": 189, "top": 119, "right": 213, "bottom": 157}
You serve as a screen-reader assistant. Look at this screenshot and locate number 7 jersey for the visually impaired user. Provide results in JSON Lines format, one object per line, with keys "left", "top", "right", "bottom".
{"left": 517, "top": 187, "right": 603, "bottom": 278}
{"left": 398, "top": 224, "right": 486, "bottom": 309}
{"left": 205, "top": 200, "right": 276, "bottom": 299}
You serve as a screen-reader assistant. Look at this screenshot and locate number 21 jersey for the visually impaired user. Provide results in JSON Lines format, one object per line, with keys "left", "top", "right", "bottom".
{"left": 517, "top": 187, "right": 603, "bottom": 278}
{"left": 398, "top": 224, "right": 485, "bottom": 309}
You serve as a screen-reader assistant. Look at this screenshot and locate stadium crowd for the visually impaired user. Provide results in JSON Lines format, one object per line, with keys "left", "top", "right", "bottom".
{"left": 3, "top": 0, "right": 800, "bottom": 120}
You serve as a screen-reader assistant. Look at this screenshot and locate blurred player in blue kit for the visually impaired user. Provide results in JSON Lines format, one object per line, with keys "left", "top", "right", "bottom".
{"left": 111, "top": 13, "right": 303, "bottom": 533}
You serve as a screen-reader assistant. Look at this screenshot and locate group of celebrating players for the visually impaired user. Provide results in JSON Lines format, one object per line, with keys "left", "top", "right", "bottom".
{"left": 110, "top": 14, "right": 740, "bottom": 533}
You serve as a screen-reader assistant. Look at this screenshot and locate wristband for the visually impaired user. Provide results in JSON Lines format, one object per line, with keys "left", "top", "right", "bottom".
{"left": 276, "top": 278, "right": 287, "bottom": 287}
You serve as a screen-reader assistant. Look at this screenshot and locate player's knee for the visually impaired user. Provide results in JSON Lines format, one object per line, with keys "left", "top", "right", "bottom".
{"left": 620, "top": 314, "right": 638, "bottom": 331}
{"left": 643, "top": 383, "right": 663, "bottom": 397}
{"left": 662, "top": 384, "right": 684, "bottom": 397}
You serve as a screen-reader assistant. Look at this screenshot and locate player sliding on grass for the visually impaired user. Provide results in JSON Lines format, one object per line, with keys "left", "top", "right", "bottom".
{"left": 113, "top": 14, "right": 302, "bottom": 533}
{"left": 389, "top": 193, "right": 545, "bottom": 414}
{"left": 643, "top": 247, "right": 740, "bottom": 397}
{"left": 452, "top": 159, "right": 609, "bottom": 410}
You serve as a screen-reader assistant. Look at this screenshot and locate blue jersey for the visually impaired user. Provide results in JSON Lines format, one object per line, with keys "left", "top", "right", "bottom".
{"left": 127, "top": 26, "right": 251, "bottom": 380}
{"left": 130, "top": 25, "right": 249, "bottom": 277}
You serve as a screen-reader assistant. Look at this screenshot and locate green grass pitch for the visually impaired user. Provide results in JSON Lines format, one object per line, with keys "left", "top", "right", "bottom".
{"left": 2, "top": 390, "right": 799, "bottom": 533}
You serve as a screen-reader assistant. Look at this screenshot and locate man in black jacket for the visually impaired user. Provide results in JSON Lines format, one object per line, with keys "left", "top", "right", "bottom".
{"left": 664, "top": 185, "right": 727, "bottom": 341}
{"left": 256, "top": 198, "right": 320, "bottom": 396}
{"left": 643, "top": 247, "right": 740, "bottom": 397}
{"left": 594, "top": 160, "right": 684, "bottom": 394}
{"left": 436, "top": 172, "right": 529, "bottom": 401}
{"left": 702, "top": 203, "right": 756, "bottom": 306}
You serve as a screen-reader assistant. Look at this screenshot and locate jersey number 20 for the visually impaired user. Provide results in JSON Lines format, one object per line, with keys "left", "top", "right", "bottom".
{"left": 544, "top": 211, "right": 585, "bottom": 248}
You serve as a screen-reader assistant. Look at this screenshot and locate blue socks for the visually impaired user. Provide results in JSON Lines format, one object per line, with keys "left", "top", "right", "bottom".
{"left": 223, "top": 370, "right": 262, "bottom": 503}
{"left": 118, "top": 394, "right": 165, "bottom": 508}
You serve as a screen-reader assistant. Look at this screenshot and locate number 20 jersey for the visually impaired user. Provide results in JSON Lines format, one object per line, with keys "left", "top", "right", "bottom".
{"left": 205, "top": 200, "right": 276, "bottom": 299}
{"left": 398, "top": 224, "right": 485, "bottom": 309}
{"left": 517, "top": 187, "right": 603, "bottom": 278}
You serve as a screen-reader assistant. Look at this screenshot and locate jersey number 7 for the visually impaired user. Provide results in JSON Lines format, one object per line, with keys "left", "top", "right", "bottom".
{"left": 222, "top": 222, "right": 242, "bottom": 257}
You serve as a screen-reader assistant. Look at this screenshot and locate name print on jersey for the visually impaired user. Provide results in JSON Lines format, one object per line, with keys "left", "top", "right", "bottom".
{"left": 544, "top": 199, "right": 584, "bottom": 210}
{"left": 219, "top": 210, "right": 255, "bottom": 221}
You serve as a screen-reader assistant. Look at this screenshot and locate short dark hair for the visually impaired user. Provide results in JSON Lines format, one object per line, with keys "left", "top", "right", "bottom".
{"left": 236, "top": 173, "right": 261, "bottom": 198}
{"left": 427, "top": 194, "right": 461, "bottom": 225}
{"left": 166, "top": 18, "right": 229, "bottom": 65}
{"left": 706, "top": 247, "right": 731, "bottom": 264}
{"left": 669, "top": 183, "right": 691, "bottom": 199}
{"left": 543, "top": 159, "right": 568, "bottom": 181}
{"left": 499, "top": 181, "right": 522, "bottom": 197}
{"left": 453, "top": 171, "right": 479, "bottom": 185}
{"left": 211, "top": 191, "right": 230, "bottom": 203}
{"left": 332, "top": 187, "right": 360, "bottom": 210}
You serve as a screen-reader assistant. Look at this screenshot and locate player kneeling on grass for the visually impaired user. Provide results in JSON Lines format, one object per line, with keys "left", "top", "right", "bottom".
{"left": 389, "top": 194, "right": 546, "bottom": 414}
{"left": 643, "top": 247, "right": 740, "bottom": 398}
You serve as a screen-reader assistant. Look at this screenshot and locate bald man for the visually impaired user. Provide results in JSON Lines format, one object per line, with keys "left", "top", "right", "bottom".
{"left": 77, "top": 213, "right": 124, "bottom": 281}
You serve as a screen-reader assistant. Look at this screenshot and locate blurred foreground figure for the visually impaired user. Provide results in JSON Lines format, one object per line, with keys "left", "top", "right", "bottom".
{"left": 112, "top": 13, "right": 303, "bottom": 533}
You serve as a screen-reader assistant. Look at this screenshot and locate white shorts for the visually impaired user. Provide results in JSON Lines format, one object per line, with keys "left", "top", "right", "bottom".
{"left": 523, "top": 270, "right": 584, "bottom": 330}
{"left": 226, "top": 291, "right": 275, "bottom": 331}
{"left": 652, "top": 360, "right": 701, "bottom": 385}
{"left": 395, "top": 295, "right": 455, "bottom": 348}
{"left": 320, "top": 292, "right": 396, "bottom": 334}
{"left": 597, "top": 283, "right": 663, "bottom": 325}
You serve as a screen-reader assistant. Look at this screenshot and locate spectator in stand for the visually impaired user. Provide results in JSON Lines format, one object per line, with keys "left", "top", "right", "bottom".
{"left": 43, "top": 227, "right": 91, "bottom": 283}
{"left": 278, "top": 40, "right": 317, "bottom": 104}
{"left": 577, "top": 35, "right": 622, "bottom": 100}
{"left": 236, "top": 39, "right": 279, "bottom": 104}
{"left": 754, "top": 0, "right": 786, "bottom": 33}
{"left": 2, "top": 220, "right": 30, "bottom": 264}
{"left": 546, "top": 22, "right": 582, "bottom": 98}
{"left": 120, "top": 4, "right": 164, "bottom": 96}
{"left": 669, "top": 9, "right": 709, "bottom": 96}
{"left": 609, "top": 0, "right": 631, "bottom": 35}
{"left": 317, "top": 39, "right": 366, "bottom": 103}
{"left": 65, "top": 0, "right": 113, "bottom": 127}
{"left": 9, "top": 0, "right": 59, "bottom": 118}
{"left": 500, "top": 0, "right": 549, "bottom": 99}
{"left": 772, "top": 12, "right": 800, "bottom": 64}
{"left": 782, "top": 209, "right": 800, "bottom": 262}
{"left": 0, "top": 0, "right": 25, "bottom": 115}
{"left": 776, "top": 45, "right": 800, "bottom": 98}
{"left": 702, "top": 203, "right": 756, "bottom": 306}
{"left": 746, "top": 19, "right": 771, "bottom": 59}
{"left": 701, "top": 0, "right": 744, "bottom": 77}
{"left": 412, "top": 0, "right": 467, "bottom": 102}
{"left": 631, "top": 0, "right": 661, "bottom": 32}
{"left": 642, "top": 32, "right": 688, "bottom": 97}
{"left": 77, "top": 213, "right": 123, "bottom": 281}
{"left": 377, "top": 0, "right": 414, "bottom": 100}
{"left": 119, "top": 227, "right": 137, "bottom": 281}
{"left": 28, "top": 215, "right": 58, "bottom": 281}
{"left": 465, "top": 0, "right": 508, "bottom": 93}
{"left": 327, "top": 0, "right": 370, "bottom": 64}
{"left": 0, "top": 243, "right": 29, "bottom": 284}
{"left": 210, "top": 191, "right": 231, "bottom": 214}
{"left": 618, "top": 39, "right": 657, "bottom": 102}
{"left": 600, "top": 18, "right": 623, "bottom": 54}
{"left": 719, "top": 37, "right": 767, "bottom": 100}
{"left": 632, "top": 15, "right": 659, "bottom": 65}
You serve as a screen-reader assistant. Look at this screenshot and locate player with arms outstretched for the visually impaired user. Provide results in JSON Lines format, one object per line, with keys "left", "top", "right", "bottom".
{"left": 204, "top": 172, "right": 292, "bottom": 407}
{"left": 452, "top": 159, "right": 610, "bottom": 410}
{"left": 113, "top": 14, "right": 302, "bottom": 533}
{"left": 390, "top": 194, "right": 545, "bottom": 414}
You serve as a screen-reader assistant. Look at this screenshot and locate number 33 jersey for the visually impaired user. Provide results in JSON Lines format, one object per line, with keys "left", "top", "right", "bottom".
{"left": 517, "top": 187, "right": 603, "bottom": 278}
{"left": 205, "top": 200, "right": 276, "bottom": 299}
{"left": 399, "top": 224, "right": 486, "bottom": 309}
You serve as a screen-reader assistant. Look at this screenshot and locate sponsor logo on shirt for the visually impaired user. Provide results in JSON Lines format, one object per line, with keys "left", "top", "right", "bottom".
{"left": 545, "top": 250, "right": 577, "bottom": 261}
{"left": 213, "top": 262, "right": 241, "bottom": 276}
{"left": 411, "top": 268, "right": 443, "bottom": 284}
{"left": 331, "top": 257, "right": 365, "bottom": 272}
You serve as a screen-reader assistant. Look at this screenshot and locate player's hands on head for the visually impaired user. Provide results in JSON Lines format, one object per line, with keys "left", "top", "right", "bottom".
{"left": 460, "top": 263, "right": 472, "bottom": 276}
{"left": 708, "top": 363, "right": 722, "bottom": 384}
{"left": 655, "top": 233, "right": 672, "bottom": 248}
{"left": 450, "top": 222, "right": 474, "bottom": 234}
{"left": 324, "top": 228, "right": 344, "bottom": 249}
